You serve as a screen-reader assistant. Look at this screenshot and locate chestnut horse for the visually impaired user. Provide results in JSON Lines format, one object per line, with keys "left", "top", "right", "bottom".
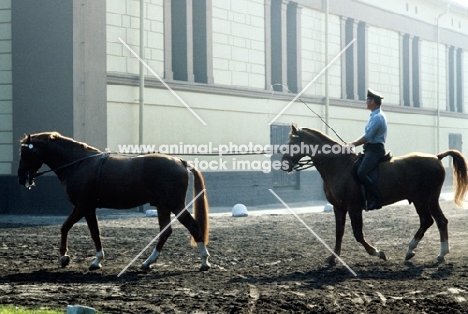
{"left": 18, "top": 132, "right": 210, "bottom": 271}
{"left": 282, "top": 124, "right": 468, "bottom": 264}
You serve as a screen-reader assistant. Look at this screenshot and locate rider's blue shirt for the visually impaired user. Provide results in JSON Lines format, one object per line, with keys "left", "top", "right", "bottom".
{"left": 364, "top": 108, "right": 387, "bottom": 144}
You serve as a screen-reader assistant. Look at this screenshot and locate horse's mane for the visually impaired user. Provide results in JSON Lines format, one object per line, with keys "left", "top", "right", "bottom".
{"left": 22, "top": 132, "right": 101, "bottom": 152}
{"left": 300, "top": 127, "right": 342, "bottom": 146}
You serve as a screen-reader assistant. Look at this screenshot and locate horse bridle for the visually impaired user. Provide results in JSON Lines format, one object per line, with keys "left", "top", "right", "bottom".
{"left": 293, "top": 156, "right": 315, "bottom": 171}
{"left": 20, "top": 142, "right": 36, "bottom": 188}
{"left": 287, "top": 134, "right": 316, "bottom": 172}
{"left": 20, "top": 140, "right": 106, "bottom": 188}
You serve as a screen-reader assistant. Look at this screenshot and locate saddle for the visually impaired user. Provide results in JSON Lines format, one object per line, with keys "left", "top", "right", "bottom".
{"left": 352, "top": 151, "right": 392, "bottom": 183}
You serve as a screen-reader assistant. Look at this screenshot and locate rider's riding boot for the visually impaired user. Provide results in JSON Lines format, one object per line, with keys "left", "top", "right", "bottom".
{"left": 365, "top": 182, "right": 382, "bottom": 211}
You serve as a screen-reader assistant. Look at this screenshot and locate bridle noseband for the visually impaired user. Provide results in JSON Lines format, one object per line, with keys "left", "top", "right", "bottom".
{"left": 293, "top": 156, "right": 315, "bottom": 171}
{"left": 20, "top": 142, "right": 37, "bottom": 189}
{"left": 287, "top": 134, "right": 315, "bottom": 172}
{"left": 20, "top": 139, "right": 106, "bottom": 189}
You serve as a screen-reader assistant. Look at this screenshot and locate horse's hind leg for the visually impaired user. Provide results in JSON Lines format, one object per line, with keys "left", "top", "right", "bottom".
{"left": 430, "top": 200, "right": 449, "bottom": 262}
{"left": 173, "top": 206, "right": 210, "bottom": 271}
{"left": 141, "top": 207, "right": 172, "bottom": 270}
{"left": 59, "top": 206, "right": 84, "bottom": 268}
{"left": 405, "top": 200, "right": 434, "bottom": 261}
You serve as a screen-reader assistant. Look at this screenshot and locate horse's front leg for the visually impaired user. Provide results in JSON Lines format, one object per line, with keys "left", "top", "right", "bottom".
{"left": 349, "top": 208, "right": 388, "bottom": 261}
{"left": 59, "top": 207, "right": 84, "bottom": 268}
{"left": 326, "top": 206, "right": 347, "bottom": 265}
{"left": 84, "top": 209, "right": 104, "bottom": 270}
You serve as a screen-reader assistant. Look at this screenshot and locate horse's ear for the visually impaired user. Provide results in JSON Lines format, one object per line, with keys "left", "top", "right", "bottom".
{"left": 49, "top": 132, "right": 59, "bottom": 140}
{"left": 27, "top": 134, "right": 31, "bottom": 143}
{"left": 291, "top": 123, "right": 299, "bottom": 134}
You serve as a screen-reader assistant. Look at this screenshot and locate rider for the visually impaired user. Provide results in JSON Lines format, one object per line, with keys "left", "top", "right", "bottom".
{"left": 349, "top": 88, "right": 387, "bottom": 210}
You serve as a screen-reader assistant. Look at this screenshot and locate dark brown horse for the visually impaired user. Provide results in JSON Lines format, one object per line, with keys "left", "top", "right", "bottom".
{"left": 282, "top": 124, "right": 468, "bottom": 264}
{"left": 18, "top": 132, "right": 210, "bottom": 271}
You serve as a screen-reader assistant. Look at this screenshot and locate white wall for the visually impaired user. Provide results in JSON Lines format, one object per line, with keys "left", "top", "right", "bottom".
{"left": 301, "top": 7, "right": 341, "bottom": 98}
{"left": 107, "top": 84, "right": 324, "bottom": 171}
{"left": 212, "top": 0, "right": 265, "bottom": 88}
{"left": 464, "top": 52, "right": 468, "bottom": 113}
{"left": 367, "top": 26, "right": 400, "bottom": 105}
{"left": 356, "top": 0, "right": 468, "bottom": 36}
{"left": 106, "top": 0, "right": 468, "bottom": 172}
{"left": 107, "top": 0, "right": 164, "bottom": 76}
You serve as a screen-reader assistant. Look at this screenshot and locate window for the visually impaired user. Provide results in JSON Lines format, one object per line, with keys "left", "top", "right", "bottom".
{"left": 401, "top": 34, "right": 420, "bottom": 107}
{"left": 286, "top": 2, "right": 299, "bottom": 93}
{"left": 193, "top": 0, "right": 210, "bottom": 83}
{"left": 447, "top": 46, "right": 463, "bottom": 113}
{"left": 164, "top": 0, "right": 212, "bottom": 83}
{"left": 342, "top": 18, "right": 367, "bottom": 100}
{"left": 171, "top": 0, "right": 188, "bottom": 81}
{"left": 270, "top": 0, "right": 301, "bottom": 93}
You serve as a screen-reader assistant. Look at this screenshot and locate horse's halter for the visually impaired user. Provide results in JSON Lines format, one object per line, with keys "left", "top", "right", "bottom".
{"left": 18, "top": 135, "right": 107, "bottom": 189}
{"left": 19, "top": 137, "right": 41, "bottom": 189}
{"left": 283, "top": 133, "right": 315, "bottom": 172}
{"left": 291, "top": 135, "right": 315, "bottom": 172}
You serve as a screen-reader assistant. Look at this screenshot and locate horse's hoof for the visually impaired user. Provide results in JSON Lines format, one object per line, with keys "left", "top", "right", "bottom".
{"left": 437, "top": 256, "right": 446, "bottom": 264}
{"left": 60, "top": 255, "right": 70, "bottom": 268}
{"left": 405, "top": 252, "right": 415, "bottom": 261}
{"left": 88, "top": 263, "right": 102, "bottom": 271}
{"left": 325, "top": 255, "right": 336, "bottom": 266}
{"left": 379, "top": 251, "right": 388, "bottom": 261}
{"left": 140, "top": 263, "right": 151, "bottom": 271}
{"left": 199, "top": 264, "right": 210, "bottom": 272}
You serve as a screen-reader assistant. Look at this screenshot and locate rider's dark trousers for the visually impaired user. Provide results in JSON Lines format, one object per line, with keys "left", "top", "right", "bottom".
{"left": 357, "top": 143, "right": 385, "bottom": 203}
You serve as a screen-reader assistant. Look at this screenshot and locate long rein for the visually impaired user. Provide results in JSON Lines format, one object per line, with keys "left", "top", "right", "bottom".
{"left": 28, "top": 145, "right": 317, "bottom": 178}
{"left": 32, "top": 151, "right": 108, "bottom": 179}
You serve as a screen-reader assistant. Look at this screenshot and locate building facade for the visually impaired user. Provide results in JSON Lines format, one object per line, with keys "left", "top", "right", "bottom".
{"left": 0, "top": 0, "right": 467, "bottom": 213}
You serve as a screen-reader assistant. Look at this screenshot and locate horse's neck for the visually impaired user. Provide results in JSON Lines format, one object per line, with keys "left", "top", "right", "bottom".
{"left": 43, "top": 141, "right": 99, "bottom": 169}
{"left": 302, "top": 131, "right": 355, "bottom": 179}
{"left": 314, "top": 154, "right": 356, "bottom": 197}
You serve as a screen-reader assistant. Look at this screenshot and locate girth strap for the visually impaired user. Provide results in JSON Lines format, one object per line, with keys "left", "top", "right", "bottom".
{"left": 95, "top": 152, "right": 109, "bottom": 208}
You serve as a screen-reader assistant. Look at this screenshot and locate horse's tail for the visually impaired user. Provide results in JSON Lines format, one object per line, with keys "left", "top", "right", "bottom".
{"left": 189, "top": 166, "right": 210, "bottom": 246}
{"left": 437, "top": 150, "right": 468, "bottom": 206}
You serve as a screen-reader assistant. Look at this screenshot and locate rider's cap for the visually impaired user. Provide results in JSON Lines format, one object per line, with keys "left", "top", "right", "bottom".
{"left": 367, "top": 88, "right": 384, "bottom": 100}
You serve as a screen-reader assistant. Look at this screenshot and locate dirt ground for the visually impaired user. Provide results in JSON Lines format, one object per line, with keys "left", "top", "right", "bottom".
{"left": 1, "top": 201, "right": 468, "bottom": 313}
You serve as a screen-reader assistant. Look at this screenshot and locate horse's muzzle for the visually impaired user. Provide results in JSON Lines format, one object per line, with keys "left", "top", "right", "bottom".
{"left": 280, "top": 158, "right": 295, "bottom": 172}
{"left": 18, "top": 171, "right": 34, "bottom": 189}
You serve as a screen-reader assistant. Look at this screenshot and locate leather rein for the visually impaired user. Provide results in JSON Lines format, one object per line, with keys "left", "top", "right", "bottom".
{"left": 21, "top": 143, "right": 107, "bottom": 179}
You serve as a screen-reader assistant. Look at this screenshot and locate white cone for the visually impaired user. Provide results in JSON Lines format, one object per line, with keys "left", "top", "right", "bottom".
{"left": 146, "top": 209, "right": 158, "bottom": 217}
{"left": 323, "top": 203, "right": 333, "bottom": 213}
{"left": 232, "top": 204, "right": 248, "bottom": 217}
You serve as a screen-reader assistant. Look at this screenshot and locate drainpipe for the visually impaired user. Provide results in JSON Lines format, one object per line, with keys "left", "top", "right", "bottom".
{"left": 139, "top": 0, "right": 145, "bottom": 212}
{"left": 139, "top": 0, "right": 145, "bottom": 147}
{"left": 324, "top": 0, "right": 329, "bottom": 134}
{"left": 436, "top": 0, "right": 451, "bottom": 153}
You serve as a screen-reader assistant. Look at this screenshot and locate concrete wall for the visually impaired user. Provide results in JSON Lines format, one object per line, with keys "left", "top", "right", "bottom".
{"left": 0, "top": 0, "right": 12, "bottom": 175}
{"left": 2, "top": 0, "right": 107, "bottom": 214}
{"left": 11, "top": 0, "right": 107, "bottom": 160}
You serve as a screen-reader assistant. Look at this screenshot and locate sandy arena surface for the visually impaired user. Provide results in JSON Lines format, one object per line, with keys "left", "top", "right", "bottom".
{"left": 1, "top": 200, "right": 468, "bottom": 313}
